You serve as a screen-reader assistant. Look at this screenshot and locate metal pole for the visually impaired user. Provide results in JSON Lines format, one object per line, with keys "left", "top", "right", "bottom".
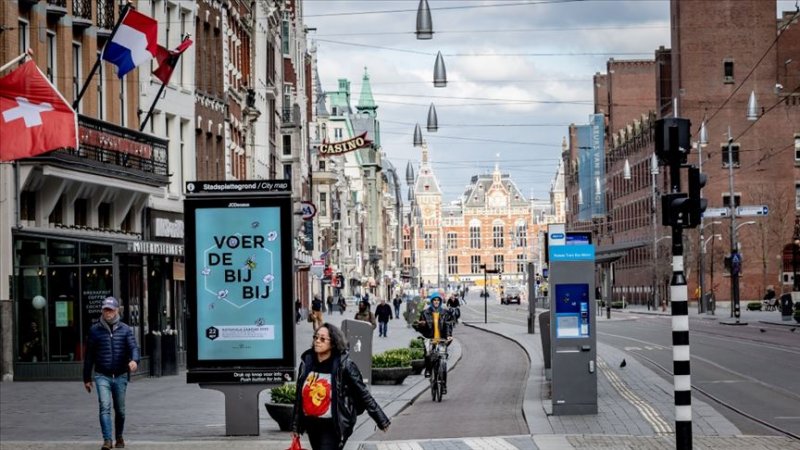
{"left": 697, "top": 140, "right": 705, "bottom": 313}
{"left": 484, "top": 266, "right": 488, "bottom": 324}
{"left": 727, "top": 128, "right": 740, "bottom": 322}
{"left": 652, "top": 163, "right": 658, "bottom": 311}
{"left": 793, "top": 218, "right": 800, "bottom": 292}
{"left": 0, "top": 49, "right": 33, "bottom": 73}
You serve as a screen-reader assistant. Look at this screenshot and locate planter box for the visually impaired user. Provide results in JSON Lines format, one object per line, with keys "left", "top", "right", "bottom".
{"left": 264, "top": 402, "right": 294, "bottom": 431}
{"left": 410, "top": 359, "right": 425, "bottom": 375}
{"left": 371, "top": 367, "right": 413, "bottom": 385}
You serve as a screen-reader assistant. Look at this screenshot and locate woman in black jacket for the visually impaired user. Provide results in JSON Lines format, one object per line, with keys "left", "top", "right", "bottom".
{"left": 291, "top": 323, "right": 389, "bottom": 449}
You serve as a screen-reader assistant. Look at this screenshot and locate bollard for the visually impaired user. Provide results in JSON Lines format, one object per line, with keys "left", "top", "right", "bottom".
{"left": 606, "top": 305, "right": 611, "bottom": 319}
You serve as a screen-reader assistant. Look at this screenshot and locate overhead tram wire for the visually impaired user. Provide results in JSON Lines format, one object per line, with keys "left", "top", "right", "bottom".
{"left": 381, "top": 130, "right": 561, "bottom": 147}
{"left": 305, "top": 0, "right": 587, "bottom": 18}
{"left": 313, "top": 24, "right": 669, "bottom": 38}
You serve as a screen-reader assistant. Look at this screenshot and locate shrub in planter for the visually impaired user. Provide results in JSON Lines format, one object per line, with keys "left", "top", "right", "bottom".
{"left": 372, "top": 351, "right": 412, "bottom": 385}
{"left": 611, "top": 301, "right": 624, "bottom": 309}
{"left": 746, "top": 302, "right": 762, "bottom": 311}
{"left": 409, "top": 339, "right": 424, "bottom": 349}
{"left": 265, "top": 382, "right": 295, "bottom": 431}
{"left": 372, "top": 351, "right": 411, "bottom": 368}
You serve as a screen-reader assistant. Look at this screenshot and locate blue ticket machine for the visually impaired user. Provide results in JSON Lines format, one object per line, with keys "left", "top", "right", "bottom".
{"left": 549, "top": 244, "right": 597, "bottom": 415}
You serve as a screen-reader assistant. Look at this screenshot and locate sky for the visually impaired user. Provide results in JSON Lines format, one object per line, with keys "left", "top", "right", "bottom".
{"left": 304, "top": 0, "right": 798, "bottom": 203}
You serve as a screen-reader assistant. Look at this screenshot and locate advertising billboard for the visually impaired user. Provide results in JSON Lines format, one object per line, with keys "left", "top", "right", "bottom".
{"left": 185, "top": 182, "right": 294, "bottom": 383}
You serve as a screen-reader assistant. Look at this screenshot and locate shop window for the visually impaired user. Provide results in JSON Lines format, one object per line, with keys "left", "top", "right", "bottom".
{"left": 48, "top": 240, "right": 77, "bottom": 265}
{"left": 74, "top": 198, "right": 87, "bottom": 227}
{"left": 81, "top": 266, "right": 114, "bottom": 336}
{"left": 98, "top": 203, "right": 111, "bottom": 229}
{"left": 17, "top": 267, "right": 47, "bottom": 362}
{"left": 14, "top": 238, "right": 46, "bottom": 267}
{"left": 81, "top": 243, "right": 112, "bottom": 264}
{"left": 47, "top": 267, "right": 80, "bottom": 362}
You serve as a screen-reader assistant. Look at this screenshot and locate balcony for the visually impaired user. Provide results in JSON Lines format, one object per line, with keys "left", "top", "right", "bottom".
{"left": 96, "top": 0, "right": 116, "bottom": 37}
{"left": 26, "top": 115, "right": 169, "bottom": 187}
{"left": 280, "top": 105, "right": 301, "bottom": 128}
{"left": 72, "top": 0, "right": 93, "bottom": 29}
{"left": 46, "top": 0, "right": 67, "bottom": 19}
{"left": 312, "top": 170, "right": 337, "bottom": 185}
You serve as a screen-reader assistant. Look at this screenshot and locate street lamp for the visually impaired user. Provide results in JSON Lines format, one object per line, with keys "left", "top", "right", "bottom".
{"left": 793, "top": 217, "right": 800, "bottom": 293}
{"left": 650, "top": 154, "right": 659, "bottom": 311}
{"left": 695, "top": 120, "right": 709, "bottom": 313}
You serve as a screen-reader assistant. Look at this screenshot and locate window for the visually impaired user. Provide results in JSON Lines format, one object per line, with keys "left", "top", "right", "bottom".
{"left": 470, "top": 255, "right": 482, "bottom": 274}
{"left": 20, "top": 191, "right": 36, "bottom": 222}
{"left": 424, "top": 233, "right": 433, "bottom": 249}
{"left": 516, "top": 254, "right": 526, "bottom": 273}
{"left": 283, "top": 135, "right": 292, "bottom": 155}
{"left": 403, "top": 256, "right": 411, "bottom": 267}
{"left": 516, "top": 221, "right": 528, "bottom": 248}
{"left": 72, "top": 43, "right": 82, "bottom": 112}
{"left": 794, "top": 134, "right": 800, "bottom": 162}
{"left": 18, "top": 20, "right": 29, "bottom": 56}
{"left": 319, "top": 192, "right": 327, "bottom": 216}
{"left": 283, "top": 164, "right": 292, "bottom": 181}
{"left": 319, "top": 160, "right": 326, "bottom": 171}
{"left": 447, "top": 256, "right": 458, "bottom": 275}
{"left": 122, "top": 209, "right": 134, "bottom": 232}
{"left": 796, "top": 184, "right": 800, "bottom": 211}
{"left": 494, "top": 254, "right": 504, "bottom": 272}
{"left": 723, "top": 59, "right": 734, "bottom": 83}
{"left": 49, "top": 197, "right": 63, "bottom": 224}
{"left": 281, "top": 15, "right": 290, "bottom": 54}
{"left": 721, "top": 143, "right": 740, "bottom": 167}
{"left": 492, "top": 221, "right": 504, "bottom": 248}
{"left": 447, "top": 232, "right": 457, "bottom": 249}
{"left": 119, "top": 74, "right": 126, "bottom": 127}
{"left": 46, "top": 31, "right": 56, "bottom": 83}
{"left": 334, "top": 128, "right": 343, "bottom": 139}
{"left": 722, "top": 193, "right": 741, "bottom": 209}
{"left": 469, "top": 219, "right": 481, "bottom": 249}
{"left": 179, "top": 10, "right": 187, "bottom": 86}
{"left": 98, "top": 203, "right": 111, "bottom": 229}
{"left": 403, "top": 233, "right": 410, "bottom": 250}
{"left": 74, "top": 199, "right": 87, "bottom": 226}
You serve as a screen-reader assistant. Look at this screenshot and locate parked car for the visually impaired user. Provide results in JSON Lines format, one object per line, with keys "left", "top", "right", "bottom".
{"left": 501, "top": 285, "right": 522, "bottom": 305}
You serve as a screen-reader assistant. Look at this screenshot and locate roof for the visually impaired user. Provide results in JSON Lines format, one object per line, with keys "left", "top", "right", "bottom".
{"left": 461, "top": 166, "right": 528, "bottom": 208}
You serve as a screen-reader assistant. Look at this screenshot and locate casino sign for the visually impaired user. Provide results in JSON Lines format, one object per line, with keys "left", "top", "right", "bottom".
{"left": 319, "top": 132, "right": 372, "bottom": 156}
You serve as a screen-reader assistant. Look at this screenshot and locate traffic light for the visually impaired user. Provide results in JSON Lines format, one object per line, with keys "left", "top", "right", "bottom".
{"left": 687, "top": 166, "right": 707, "bottom": 228}
{"left": 655, "top": 118, "right": 691, "bottom": 166}
{"left": 662, "top": 193, "right": 691, "bottom": 227}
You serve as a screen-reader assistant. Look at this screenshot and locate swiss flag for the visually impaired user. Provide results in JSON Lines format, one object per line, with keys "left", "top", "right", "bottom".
{"left": 0, "top": 60, "right": 78, "bottom": 162}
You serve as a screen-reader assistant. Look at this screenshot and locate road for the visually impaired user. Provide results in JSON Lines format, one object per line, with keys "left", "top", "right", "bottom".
{"left": 458, "top": 290, "right": 800, "bottom": 438}
{"left": 368, "top": 321, "right": 529, "bottom": 440}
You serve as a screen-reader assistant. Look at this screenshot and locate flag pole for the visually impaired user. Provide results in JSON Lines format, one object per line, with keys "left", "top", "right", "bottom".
{"left": 72, "top": 1, "right": 133, "bottom": 110}
{"left": 139, "top": 34, "right": 191, "bottom": 132}
{"left": 0, "top": 49, "right": 33, "bottom": 73}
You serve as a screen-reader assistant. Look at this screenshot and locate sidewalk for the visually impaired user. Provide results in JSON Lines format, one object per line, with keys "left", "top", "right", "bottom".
{"left": 0, "top": 311, "right": 461, "bottom": 450}
{"left": 619, "top": 301, "right": 798, "bottom": 327}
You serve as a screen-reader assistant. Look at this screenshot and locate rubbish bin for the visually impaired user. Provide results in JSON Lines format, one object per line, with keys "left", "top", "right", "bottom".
{"left": 161, "top": 333, "right": 178, "bottom": 376}
{"left": 147, "top": 333, "right": 162, "bottom": 377}
{"left": 780, "top": 293, "right": 793, "bottom": 321}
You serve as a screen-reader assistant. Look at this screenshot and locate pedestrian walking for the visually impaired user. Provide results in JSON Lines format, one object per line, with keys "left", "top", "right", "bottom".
{"left": 375, "top": 299, "right": 393, "bottom": 337}
{"left": 311, "top": 295, "right": 324, "bottom": 330}
{"left": 295, "top": 298, "right": 302, "bottom": 324}
{"left": 83, "top": 297, "right": 140, "bottom": 450}
{"left": 354, "top": 299, "right": 376, "bottom": 329}
{"left": 392, "top": 295, "right": 402, "bottom": 319}
{"left": 326, "top": 295, "right": 334, "bottom": 315}
{"left": 291, "top": 323, "right": 389, "bottom": 449}
{"left": 337, "top": 296, "right": 347, "bottom": 315}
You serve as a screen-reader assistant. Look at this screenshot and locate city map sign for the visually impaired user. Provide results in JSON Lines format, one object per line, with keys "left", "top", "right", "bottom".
{"left": 184, "top": 183, "right": 295, "bottom": 383}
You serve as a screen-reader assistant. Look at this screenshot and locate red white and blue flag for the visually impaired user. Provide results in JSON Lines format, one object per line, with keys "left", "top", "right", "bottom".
{"left": 102, "top": 9, "right": 158, "bottom": 78}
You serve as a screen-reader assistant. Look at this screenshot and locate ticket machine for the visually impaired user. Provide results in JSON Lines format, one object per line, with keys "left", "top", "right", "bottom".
{"left": 548, "top": 243, "right": 597, "bottom": 415}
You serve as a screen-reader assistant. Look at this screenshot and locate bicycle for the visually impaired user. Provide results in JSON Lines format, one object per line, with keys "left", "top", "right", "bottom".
{"left": 424, "top": 338, "right": 450, "bottom": 402}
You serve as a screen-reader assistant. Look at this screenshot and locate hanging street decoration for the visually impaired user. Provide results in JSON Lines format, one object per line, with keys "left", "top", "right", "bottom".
{"left": 319, "top": 132, "right": 372, "bottom": 157}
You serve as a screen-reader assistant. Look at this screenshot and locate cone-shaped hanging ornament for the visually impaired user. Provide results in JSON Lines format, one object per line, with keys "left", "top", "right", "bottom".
{"left": 416, "top": 0, "right": 433, "bottom": 40}
{"left": 699, "top": 120, "right": 708, "bottom": 146}
{"left": 427, "top": 103, "right": 438, "bottom": 132}
{"left": 746, "top": 90, "right": 758, "bottom": 121}
{"left": 433, "top": 51, "right": 447, "bottom": 87}
{"left": 413, "top": 123, "right": 423, "bottom": 147}
{"left": 623, "top": 159, "right": 631, "bottom": 180}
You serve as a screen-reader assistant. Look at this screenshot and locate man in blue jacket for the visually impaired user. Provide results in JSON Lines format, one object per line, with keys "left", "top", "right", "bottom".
{"left": 83, "top": 297, "right": 140, "bottom": 450}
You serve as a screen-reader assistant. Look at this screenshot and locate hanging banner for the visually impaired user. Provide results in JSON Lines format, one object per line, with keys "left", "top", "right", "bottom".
{"left": 319, "top": 132, "right": 372, "bottom": 157}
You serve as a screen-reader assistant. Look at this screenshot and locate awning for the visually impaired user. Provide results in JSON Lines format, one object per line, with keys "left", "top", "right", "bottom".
{"left": 595, "top": 240, "right": 649, "bottom": 264}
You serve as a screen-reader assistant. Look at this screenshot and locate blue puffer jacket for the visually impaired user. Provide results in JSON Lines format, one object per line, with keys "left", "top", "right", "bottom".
{"left": 83, "top": 319, "right": 140, "bottom": 382}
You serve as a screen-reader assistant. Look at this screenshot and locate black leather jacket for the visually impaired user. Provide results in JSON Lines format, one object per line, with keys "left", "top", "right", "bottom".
{"left": 292, "top": 349, "right": 389, "bottom": 447}
{"left": 413, "top": 307, "right": 453, "bottom": 339}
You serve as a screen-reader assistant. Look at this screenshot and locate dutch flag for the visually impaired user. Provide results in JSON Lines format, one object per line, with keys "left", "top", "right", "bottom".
{"left": 102, "top": 9, "right": 158, "bottom": 78}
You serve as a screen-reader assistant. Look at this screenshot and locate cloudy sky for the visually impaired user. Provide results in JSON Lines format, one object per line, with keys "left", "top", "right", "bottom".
{"left": 304, "top": 0, "right": 796, "bottom": 203}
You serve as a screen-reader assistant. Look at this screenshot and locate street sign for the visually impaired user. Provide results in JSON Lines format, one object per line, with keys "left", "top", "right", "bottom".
{"left": 311, "top": 259, "right": 325, "bottom": 279}
{"left": 300, "top": 201, "right": 317, "bottom": 220}
{"left": 735, "top": 205, "right": 768, "bottom": 217}
{"left": 703, "top": 207, "right": 730, "bottom": 218}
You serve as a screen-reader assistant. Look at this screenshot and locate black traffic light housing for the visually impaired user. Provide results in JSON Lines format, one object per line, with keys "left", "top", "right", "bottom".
{"left": 655, "top": 118, "right": 691, "bottom": 167}
{"left": 687, "top": 166, "right": 707, "bottom": 228}
{"left": 662, "top": 193, "right": 690, "bottom": 227}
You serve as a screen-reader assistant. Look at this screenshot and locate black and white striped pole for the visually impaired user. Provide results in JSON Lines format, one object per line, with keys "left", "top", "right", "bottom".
{"left": 655, "top": 117, "right": 696, "bottom": 450}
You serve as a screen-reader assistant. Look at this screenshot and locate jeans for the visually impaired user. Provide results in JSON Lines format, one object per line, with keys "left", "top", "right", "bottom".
{"left": 94, "top": 373, "right": 129, "bottom": 441}
{"left": 393, "top": 305, "right": 400, "bottom": 318}
{"left": 378, "top": 321, "right": 388, "bottom": 337}
{"left": 306, "top": 419, "right": 340, "bottom": 450}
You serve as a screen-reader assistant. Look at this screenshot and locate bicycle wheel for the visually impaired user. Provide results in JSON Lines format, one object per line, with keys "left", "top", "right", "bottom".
{"left": 437, "top": 362, "right": 446, "bottom": 402}
{"left": 430, "top": 359, "right": 439, "bottom": 401}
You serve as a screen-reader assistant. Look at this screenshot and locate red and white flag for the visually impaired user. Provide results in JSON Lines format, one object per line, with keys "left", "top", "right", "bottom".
{"left": 153, "top": 38, "right": 193, "bottom": 85}
{"left": 0, "top": 60, "right": 78, "bottom": 162}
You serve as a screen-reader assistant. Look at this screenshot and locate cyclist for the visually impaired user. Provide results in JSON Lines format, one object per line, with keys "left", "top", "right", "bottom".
{"left": 446, "top": 293, "right": 461, "bottom": 324}
{"left": 412, "top": 291, "right": 453, "bottom": 393}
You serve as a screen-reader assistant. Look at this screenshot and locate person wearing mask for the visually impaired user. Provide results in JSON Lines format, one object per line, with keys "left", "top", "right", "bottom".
{"left": 374, "top": 299, "right": 393, "bottom": 338}
{"left": 291, "top": 323, "right": 389, "bottom": 449}
{"left": 413, "top": 291, "right": 453, "bottom": 388}
{"left": 353, "top": 299, "right": 376, "bottom": 329}
{"left": 83, "top": 297, "right": 140, "bottom": 450}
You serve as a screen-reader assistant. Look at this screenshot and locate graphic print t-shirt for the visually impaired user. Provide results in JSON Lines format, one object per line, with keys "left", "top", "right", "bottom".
{"left": 302, "top": 358, "right": 333, "bottom": 419}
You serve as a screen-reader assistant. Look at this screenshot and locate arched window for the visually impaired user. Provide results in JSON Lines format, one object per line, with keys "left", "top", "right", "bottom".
{"left": 469, "top": 218, "right": 481, "bottom": 249}
{"left": 492, "top": 219, "right": 504, "bottom": 248}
